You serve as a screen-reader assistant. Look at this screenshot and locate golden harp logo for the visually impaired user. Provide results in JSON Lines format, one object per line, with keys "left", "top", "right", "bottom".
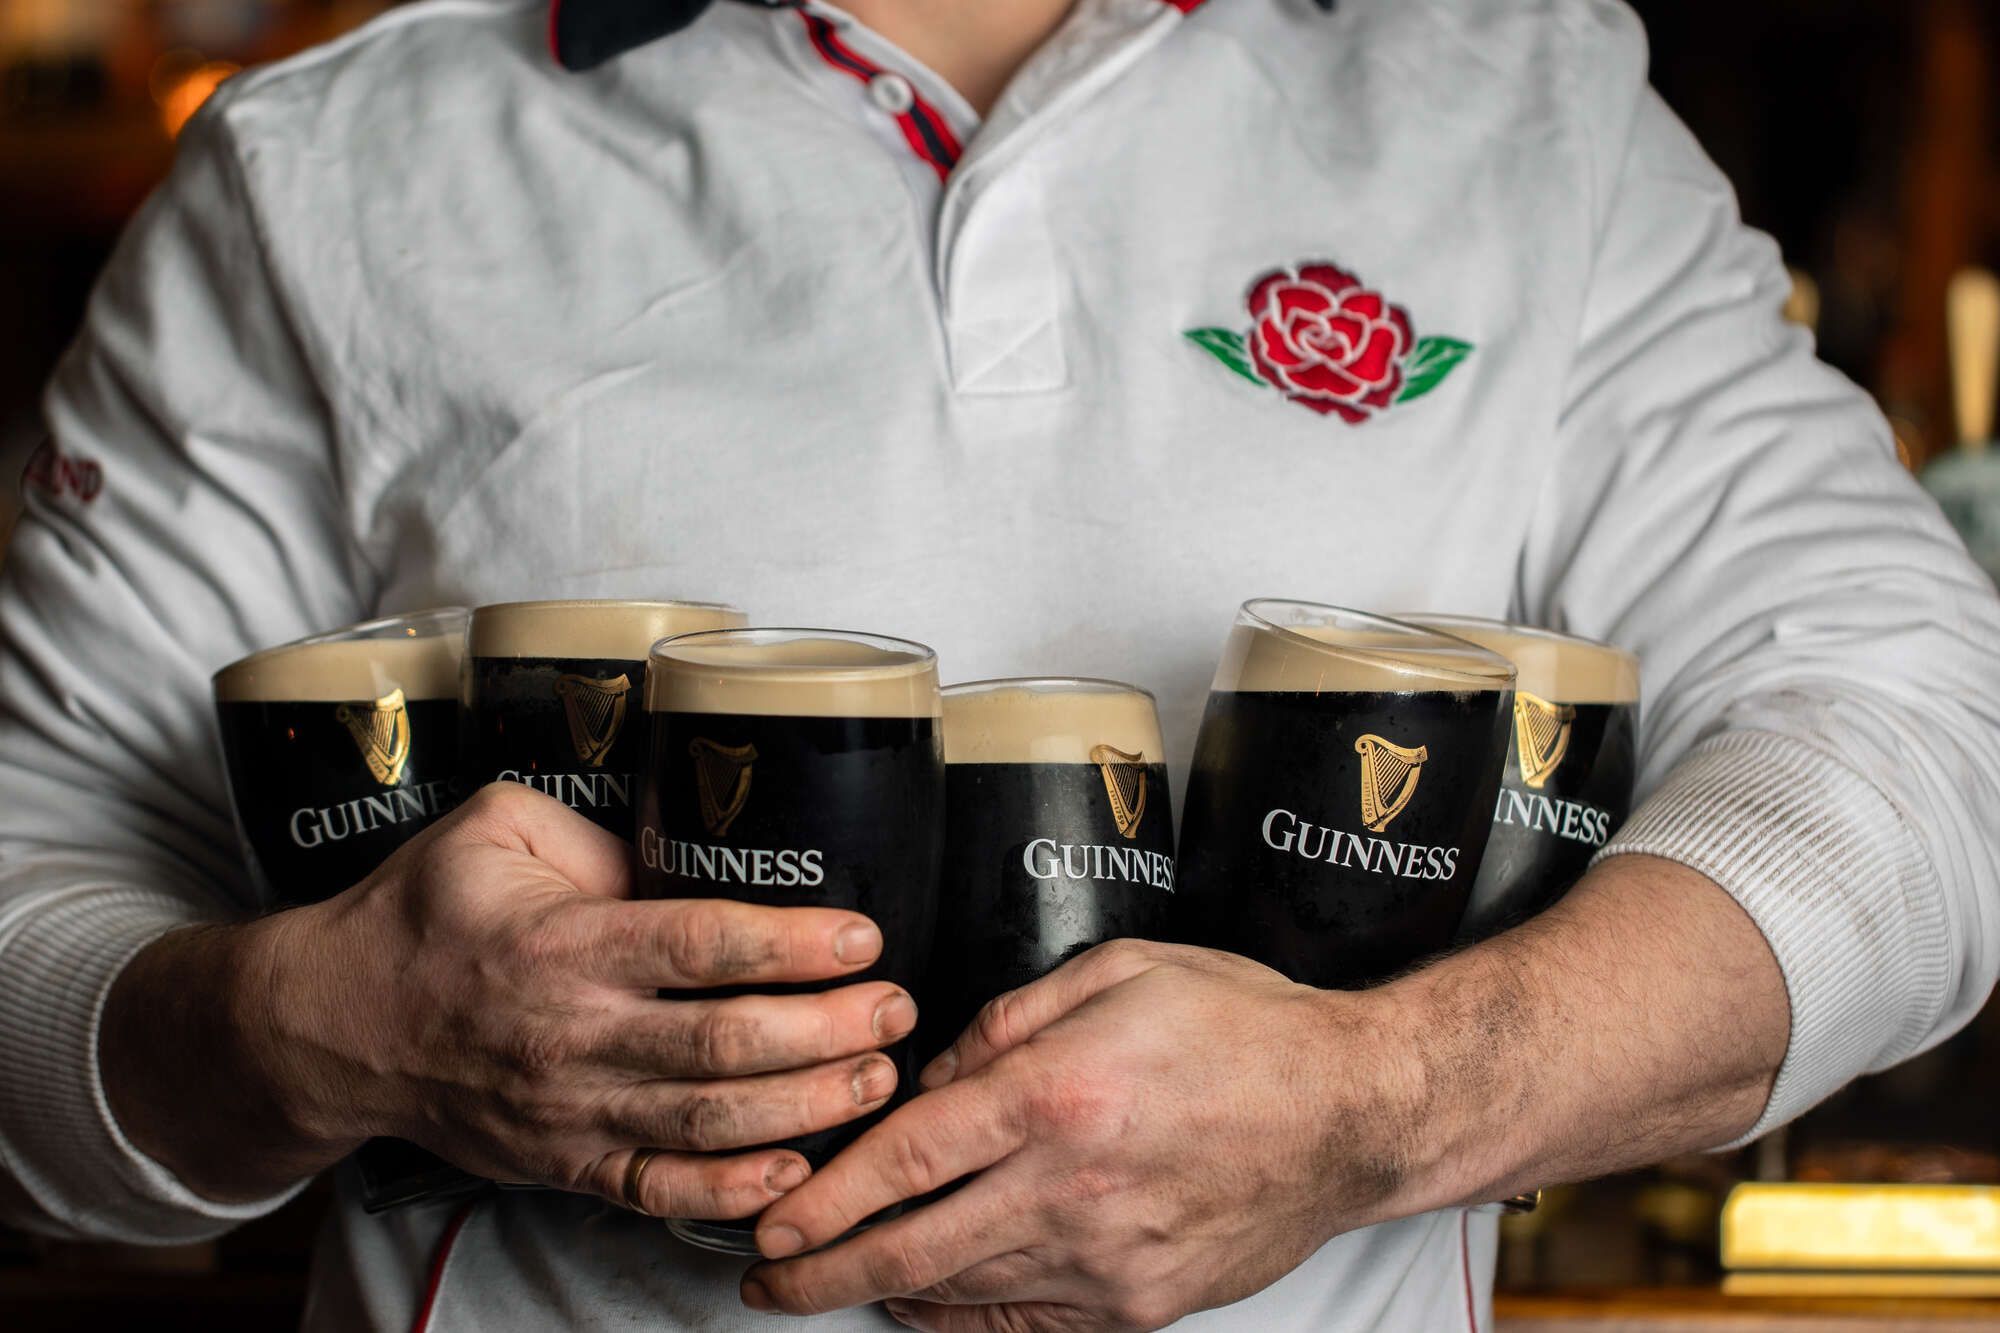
{"left": 554, "top": 673, "right": 631, "bottom": 768}
{"left": 1354, "top": 734, "right": 1428, "bottom": 833}
{"left": 335, "top": 688, "right": 411, "bottom": 787}
{"left": 1089, "top": 744, "right": 1149, "bottom": 840}
{"left": 1513, "top": 691, "right": 1575, "bottom": 791}
{"left": 690, "top": 739, "right": 758, "bottom": 838}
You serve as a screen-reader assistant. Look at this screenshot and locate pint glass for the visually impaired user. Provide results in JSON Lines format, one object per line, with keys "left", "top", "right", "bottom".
{"left": 635, "top": 628, "right": 945, "bottom": 1254}
{"left": 1174, "top": 600, "right": 1514, "bottom": 987}
{"left": 1402, "top": 615, "right": 1639, "bottom": 941}
{"left": 460, "top": 599, "right": 746, "bottom": 838}
{"left": 923, "top": 678, "right": 1176, "bottom": 1061}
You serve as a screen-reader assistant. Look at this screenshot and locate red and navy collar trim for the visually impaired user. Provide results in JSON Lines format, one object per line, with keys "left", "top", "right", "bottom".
{"left": 548, "top": 0, "right": 1219, "bottom": 73}
{"left": 796, "top": 10, "right": 962, "bottom": 180}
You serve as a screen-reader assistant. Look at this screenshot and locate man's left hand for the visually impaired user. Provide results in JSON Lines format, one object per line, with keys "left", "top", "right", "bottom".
{"left": 740, "top": 939, "right": 1426, "bottom": 1331}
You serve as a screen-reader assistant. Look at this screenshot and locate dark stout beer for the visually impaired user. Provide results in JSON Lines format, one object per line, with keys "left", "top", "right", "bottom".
{"left": 635, "top": 629, "right": 945, "bottom": 1255}
{"left": 923, "top": 679, "right": 1176, "bottom": 1062}
{"left": 1405, "top": 616, "right": 1639, "bottom": 941}
{"left": 460, "top": 600, "right": 745, "bottom": 838}
{"left": 1174, "top": 601, "right": 1515, "bottom": 988}
{"left": 213, "top": 609, "right": 475, "bottom": 1213}
{"left": 213, "top": 609, "right": 467, "bottom": 906}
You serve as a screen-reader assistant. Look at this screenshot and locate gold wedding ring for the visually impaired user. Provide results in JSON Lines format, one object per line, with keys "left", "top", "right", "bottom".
{"left": 623, "top": 1147, "right": 662, "bottom": 1214}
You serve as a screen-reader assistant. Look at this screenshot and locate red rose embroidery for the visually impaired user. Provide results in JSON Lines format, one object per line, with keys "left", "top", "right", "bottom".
{"left": 1246, "top": 264, "right": 1412, "bottom": 423}
{"left": 1183, "top": 260, "right": 1470, "bottom": 426}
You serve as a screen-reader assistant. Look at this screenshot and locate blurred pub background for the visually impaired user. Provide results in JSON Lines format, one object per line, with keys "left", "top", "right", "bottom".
{"left": 1, "top": 0, "right": 1997, "bottom": 1327}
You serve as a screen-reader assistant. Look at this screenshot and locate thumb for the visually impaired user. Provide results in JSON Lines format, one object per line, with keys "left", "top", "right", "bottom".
{"left": 919, "top": 940, "right": 1162, "bottom": 1090}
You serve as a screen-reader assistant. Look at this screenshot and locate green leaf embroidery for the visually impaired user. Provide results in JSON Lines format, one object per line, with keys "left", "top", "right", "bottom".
{"left": 1183, "top": 327, "right": 1266, "bottom": 387}
{"left": 1396, "top": 336, "right": 1473, "bottom": 403}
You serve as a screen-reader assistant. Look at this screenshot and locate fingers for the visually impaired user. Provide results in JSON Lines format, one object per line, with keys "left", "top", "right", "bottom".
{"left": 920, "top": 941, "right": 1164, "bottom": 1089}
{"left": 903, "top": 1250, "right": 1068, "bottom": 1308}
{"left": 882, "top": 1301, "right": 1097, "bottom": 1333}
{"left": 571, "top": 896, "right": 885, "bottom": 989}
{"left": 744, "top": 1172, "right": 1035, "bottom": 1315}
{"left": 754, "top": 1073, "right": 1025, "bottom": 1256}
{"left": 599, "top": 981, "right": 915, "bottom": 1077}
{"left": 605, "top": 1053, "right": 900, "bottom": 1152}
{"left": 452, "top": 781, "right": 635, "bottom": 898}
{"left": 584, "top": 1145, "right": 813, "bottom": 1221}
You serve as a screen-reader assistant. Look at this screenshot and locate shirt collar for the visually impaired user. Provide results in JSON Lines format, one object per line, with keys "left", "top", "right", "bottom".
{"left": 549, "top": 0, "right": 795, "bottom": 72}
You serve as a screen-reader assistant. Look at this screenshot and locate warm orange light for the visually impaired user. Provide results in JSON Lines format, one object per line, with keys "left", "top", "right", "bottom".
{"left": 157, "top": 61, "right": 240, "bottom": 138}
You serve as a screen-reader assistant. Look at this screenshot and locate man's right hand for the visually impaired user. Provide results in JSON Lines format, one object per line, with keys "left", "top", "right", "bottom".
{"left": 101, "top": 782, "right": 911, "bottom": 1215}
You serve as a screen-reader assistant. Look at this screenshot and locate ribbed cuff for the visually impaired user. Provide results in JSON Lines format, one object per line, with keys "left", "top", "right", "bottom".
{"left": 1595, "top": 729, "right": 1946, "bottom": 1145}
{"left": 0, "top": 884, "right": 303, "bottom": 1241}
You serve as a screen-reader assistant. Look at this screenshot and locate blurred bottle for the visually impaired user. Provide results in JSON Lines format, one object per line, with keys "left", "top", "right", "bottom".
{"left": 1920, "top": 268, "right": 2000, "bottom": 584}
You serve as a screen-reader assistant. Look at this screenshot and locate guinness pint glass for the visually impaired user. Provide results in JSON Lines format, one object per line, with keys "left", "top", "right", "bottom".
{"left": 461, "top": 600, "right": 746, "bottom": 838}
{"left": 213, "top": 608, "right": 467, "bottom": 907}
{"left": 214, "top": 609, "right": 479, "bottom": 1213}
{"left": 1404, "top": 616, "right": 1639, "bottom": 941}
{"left": 922, "top": 679, "right": 1177, "bottom": 1062}
{"left": 636, "top": 629, "right": 945, "bottom": 1254}
{"left": 1174, "top": 600, "right": 1515, "bottom": 988}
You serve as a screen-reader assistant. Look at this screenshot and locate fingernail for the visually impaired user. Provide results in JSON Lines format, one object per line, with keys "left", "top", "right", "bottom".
{"left": 853, "top": 1055, "right": 896, "bottom": 1105}
{"left": 759, "top": 1223, "right": 806, "bottom": 1259}
{"left": 763, "top": 1157, "right": 809, "bottom": 1195}
{"left": 919, "top": 1047, "right": 957, "bottom": 1090}
{"left": 834, "top": 920, "right": 882, "bottom": 965}
{"left": 872, "top": 992, "right": 917, "bottom": 1042}
{"left": 885, "top": 1299, "right": 916, "bottom": 1326}
{"left": 741, "top": 1278, "right": 775, "bottom": 1312}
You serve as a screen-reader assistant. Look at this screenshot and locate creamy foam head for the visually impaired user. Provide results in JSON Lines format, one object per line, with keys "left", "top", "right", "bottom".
{"left": 1402, "top": 616, "right": 1639, "bottom": 704}
{"left": 943, "top": 679, "right": 1165, "bottom": 765}
{"left": 648, "top": 630, "right": 940, "bottom": 718}
{"left": 470, "top": 599, "right": 746, "bottom": 661}
{"left": 1216, "top": 600, "right": 1514, "bottom": 695}
{"left": 214, "top": 610, "right": 466, "bottom": 703}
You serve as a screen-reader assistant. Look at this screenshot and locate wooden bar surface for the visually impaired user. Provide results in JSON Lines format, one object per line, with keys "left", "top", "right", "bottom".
{"left": 1497, "top": 1288, "right": 2000, "bottom": 1330}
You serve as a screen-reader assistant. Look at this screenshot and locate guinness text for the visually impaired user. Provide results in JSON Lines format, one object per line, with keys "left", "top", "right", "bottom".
{"left": 290, "top": 780, "right": 453, "bottom": 849}
{"left": 1260, "top": 807, "right": 1460, "bottom": 881}
{"left": 1022, "top": 838, "right": 1175, "bottom": 893}
{"left": 1492, "top": 789, "right": 1613, "bottom": 846}
{"left": 498, "top": 768, "right": 634, "bottom": 811}
{"left": 639, "top": 826, "right": 825, "bottom": 887}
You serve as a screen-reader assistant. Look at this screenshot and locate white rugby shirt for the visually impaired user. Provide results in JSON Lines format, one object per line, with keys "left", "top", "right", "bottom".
{"left": 3, "top": 0, "right": 1999, "bottom": 1328}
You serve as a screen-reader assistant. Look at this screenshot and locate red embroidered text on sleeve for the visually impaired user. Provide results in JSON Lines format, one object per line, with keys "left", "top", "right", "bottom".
{"left": 21, "top": 441, "right": 104, "bottom": 505}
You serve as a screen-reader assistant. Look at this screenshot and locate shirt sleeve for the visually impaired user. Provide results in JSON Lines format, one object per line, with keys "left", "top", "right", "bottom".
{"left": 0, "top": 97, "right": 366, "bottom": 1240}
{"left": 1526, "top": 9, "right": 2000, "bottom": 1142}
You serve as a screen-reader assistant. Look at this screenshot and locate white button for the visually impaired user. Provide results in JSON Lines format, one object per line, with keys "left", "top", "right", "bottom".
{"left": 868, "top": 72, "right": 915, "bottom": 115}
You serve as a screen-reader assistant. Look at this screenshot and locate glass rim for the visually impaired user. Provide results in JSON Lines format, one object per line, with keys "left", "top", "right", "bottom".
{"left": 212, "top": 606, "right": 468, "bottom": 685}
{"left": 1393, "top": 612, "right": 1639, "bottom": 669}
{"left": 471, "top": 597, "right": 743, "bottom": 621}
{"left": 1237, "top": 598, "right": 1516, "bottom": 688}
{"left": 649, "top": 626, "right": 938, "bottom": 674}
{"left": 943, "top": 675, "right": 1156, "bottom": 703}
{"left": 469, "top": 598, "right": 747, "bottom": 659}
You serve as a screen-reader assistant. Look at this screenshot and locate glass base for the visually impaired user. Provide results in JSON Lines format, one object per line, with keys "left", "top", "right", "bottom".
{"left": 353, "top": 1138, "right": 490, "bottom": 1213}
{"left": 668, "top": 1218, "right": 763, "bottom": 1255}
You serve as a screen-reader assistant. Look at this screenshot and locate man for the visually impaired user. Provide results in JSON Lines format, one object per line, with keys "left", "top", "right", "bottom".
{"left": 1, "top": 0, "right": 1996, "bottom": 1328}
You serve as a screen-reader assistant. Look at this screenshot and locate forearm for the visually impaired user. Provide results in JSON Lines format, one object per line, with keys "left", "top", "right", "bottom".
{"left": 1361, "top": 853, "right": 1788, "bottom": 1218}
{"left": 99, "top": 912, "right": 358, "bottom": 1203}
